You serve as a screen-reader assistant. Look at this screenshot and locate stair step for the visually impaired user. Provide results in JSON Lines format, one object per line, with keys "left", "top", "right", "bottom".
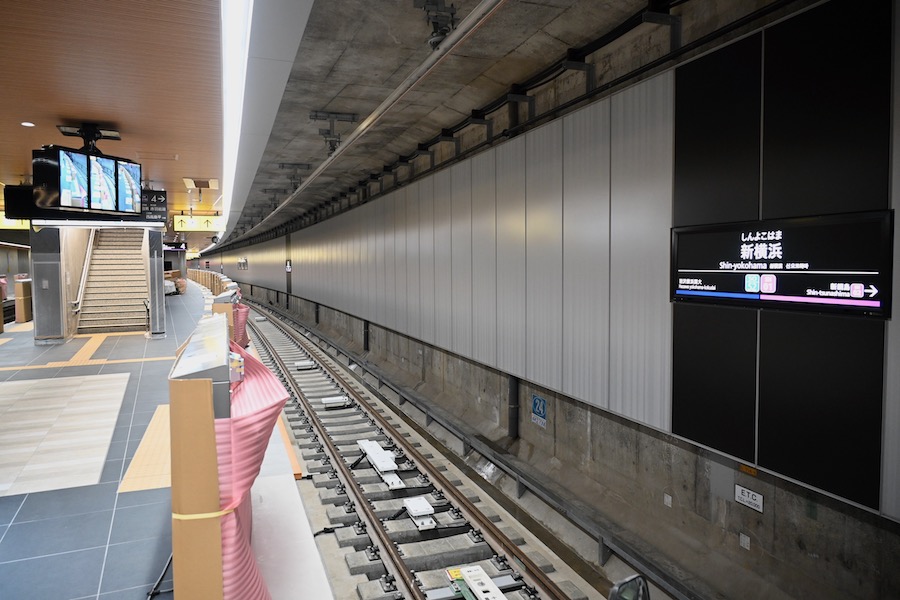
{"left": 84, "top": 284, "right": 147, "bottom": 290}
{"left": 78, "top": 315, "right": 146, "bottom": 324}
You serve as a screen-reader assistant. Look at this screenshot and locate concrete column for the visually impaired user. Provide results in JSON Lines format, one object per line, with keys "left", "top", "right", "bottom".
{"left": 29, "top": 227, "right": 64, "bottom": 344}
{"left": 148, "top": 230, "right": 166, "bottom": 337}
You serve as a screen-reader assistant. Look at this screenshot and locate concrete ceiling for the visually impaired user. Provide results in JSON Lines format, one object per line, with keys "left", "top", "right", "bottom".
{"left": 0, "top": 0, "right": 680, "bottom": 253}
{"left": 225, "top": 0, "right": 650, "bottom": 247}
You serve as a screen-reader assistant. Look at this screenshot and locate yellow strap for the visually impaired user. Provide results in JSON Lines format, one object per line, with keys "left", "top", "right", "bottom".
{"left": 172, "top": 507, "right": 235, "bottom": 521}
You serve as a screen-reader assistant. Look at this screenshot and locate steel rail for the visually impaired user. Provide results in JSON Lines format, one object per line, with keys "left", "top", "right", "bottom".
{"left": 248, "top": 316, "right": 423, "bottom": 600}
{"left": 249, "top": 306, "right": 572, "bottom": 600}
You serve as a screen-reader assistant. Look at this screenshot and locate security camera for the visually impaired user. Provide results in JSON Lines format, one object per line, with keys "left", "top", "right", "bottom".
{"left": 211, "top": 235, "right": 219, "bottom": 244}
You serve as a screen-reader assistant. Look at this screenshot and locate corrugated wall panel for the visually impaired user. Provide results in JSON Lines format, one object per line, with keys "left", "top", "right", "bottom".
{"left": 366, "top": 200, "right": 379, "bottom": 323}
{"left": 608, "top": 72, "right": 674, "bottom": 430}
{"left": 419, "top": 176, "right": 436, "bottom": 345}
{"left": 471, "top": 149, "right": 498, "bottom": 367}
{"left": 451, "top": 161, "right": 473, "bottom": 356}
{"left": 384, "top": 192, "right": 397, "bottom": 330}
{"left": 562, "top": 99, "right": 611, "bottom": 407}
{"left": 406, "top": 182, "right": 422, "bottom": 339}
{"left": 375, "top": 197, "right": 388, "bottom": 327}
{"left": 395, "top": 189, "right": 408, "bottom": 334}
{"left": 433, "top": 168, "right": 453, "bottom": 349}
{"left": 246, "top": 236, "right": 285, "bottom": 292}
{"left": 495, "top": 136, "right": 527, "bottom": 378}
{"left": 526, "top": 121, "right": 564, "bottom": 391}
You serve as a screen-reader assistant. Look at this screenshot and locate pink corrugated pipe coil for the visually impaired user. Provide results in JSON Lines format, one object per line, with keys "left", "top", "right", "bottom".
{"left": 215, "top": 340, "right": 288, "bottom": 600}
{"left": 233, "top": 303, "right": 251, "bottom": 348}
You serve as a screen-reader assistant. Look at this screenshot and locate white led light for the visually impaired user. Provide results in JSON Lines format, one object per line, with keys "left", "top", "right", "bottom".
{"left": 20, "top": 121, "right": 35, "bottom": 127}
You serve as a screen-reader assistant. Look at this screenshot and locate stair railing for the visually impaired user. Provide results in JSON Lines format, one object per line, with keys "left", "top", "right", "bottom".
{"left": 70, "top": 228, "right": 97, "bottom": 314}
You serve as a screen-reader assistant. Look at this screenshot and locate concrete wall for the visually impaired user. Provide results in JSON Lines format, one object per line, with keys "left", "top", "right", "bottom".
{"left": 60, "top": 227, "right": 91, "bottom": 337}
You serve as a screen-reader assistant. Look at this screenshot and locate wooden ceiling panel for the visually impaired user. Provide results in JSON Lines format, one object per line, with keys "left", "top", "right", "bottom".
{"left": 0, "top": 0, "right": 221, "bottom": 251}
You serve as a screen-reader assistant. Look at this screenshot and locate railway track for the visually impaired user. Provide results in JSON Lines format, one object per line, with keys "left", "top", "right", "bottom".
{"left": 246, "top": 306, "right": 601, "bottom": 600}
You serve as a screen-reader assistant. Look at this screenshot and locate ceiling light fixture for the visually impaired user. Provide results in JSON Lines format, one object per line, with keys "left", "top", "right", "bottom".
{"left": 21, "top": 121, "right": 35, "bottom": 127}
{"left": 183, "top": 178, "right": 219, "bottom": 190}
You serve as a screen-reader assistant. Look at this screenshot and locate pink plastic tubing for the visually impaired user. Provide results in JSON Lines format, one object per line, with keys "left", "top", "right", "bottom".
{"left": 233, "top": 303, "right": 251, "bottom": 348}
{"left": 215, "top": 341, "right": 288, "bottom": 600}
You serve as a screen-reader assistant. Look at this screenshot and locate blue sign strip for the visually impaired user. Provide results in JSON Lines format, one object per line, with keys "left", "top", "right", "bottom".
{"left": 675, "top": 290, "right": 760, "bottom": 300}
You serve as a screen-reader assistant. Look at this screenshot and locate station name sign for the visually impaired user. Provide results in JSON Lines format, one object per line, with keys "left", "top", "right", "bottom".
{"left": 671, "top": 210, "right": 894, "bottom": 318}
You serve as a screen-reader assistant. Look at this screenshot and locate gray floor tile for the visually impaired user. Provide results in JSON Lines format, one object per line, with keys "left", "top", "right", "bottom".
{"left": 116, "top": 487, "right": 170, "bottom": 508}
{"left": 0, "top": 495, "right": 25, "bottom": 526}
{"left": 105, "top": 440, "right": 127, "bottom": 461}
{"left": 110, "top": 501, "right": 171, "bottom": 544}
{"left": 99, "top": 582, "right": 173, "bottom": 599}
{"left": 0, "top": 547, "right": 104, "bottom": 600}
{"left": 0, "top": 509, "right": 112, "bottom": 561}
{"left": 130, "top": 410, "right": 156, "bottom": 427}
{"left": 125, "top": 437, "right": 143, "bottom": 459}
{"left": 110, "top": 425, "right": 131, "bottom": 443}
{"left": 56, "top": 365, "right": 105, "bottom": 377}
{"left": 100, "top": 459, "right": 124, "bottom": 483}
{"left": 6, "top": 368, "right": 64, "bottom": 381}
{"left": 15, "top": 482, "right": 118, "bottom": 522}
{"left": 100, "top": 536, "right": 172, "bottom": 594}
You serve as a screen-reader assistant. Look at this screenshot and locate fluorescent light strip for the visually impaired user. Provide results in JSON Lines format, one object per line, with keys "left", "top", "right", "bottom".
{"left": 218, "top": 0, "right": 254, "bottom": 249}
{"left": 32, "top": 220, "right": 165, "bottom": 228}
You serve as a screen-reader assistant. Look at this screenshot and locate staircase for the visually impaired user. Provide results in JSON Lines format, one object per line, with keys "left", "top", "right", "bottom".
{"left": 77, "top": 228, "right": 149, "bottom": 334}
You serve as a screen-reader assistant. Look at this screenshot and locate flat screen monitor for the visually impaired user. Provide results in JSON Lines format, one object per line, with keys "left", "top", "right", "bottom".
{"left": 671, "top": 210, "right": 894, "bottom": 318}
{"left": 89, "top": 155, "right": 116, "bottom": 210}
{"left": 117, "top": 159, "right": 142, "bottom": 213}
{"left": 59, "top": 150, "right": 89, "bottom": 208}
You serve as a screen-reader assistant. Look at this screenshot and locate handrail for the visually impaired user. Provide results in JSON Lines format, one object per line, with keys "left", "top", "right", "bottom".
{"left": 70, "top": 228, "right": 97, "bottom": 313}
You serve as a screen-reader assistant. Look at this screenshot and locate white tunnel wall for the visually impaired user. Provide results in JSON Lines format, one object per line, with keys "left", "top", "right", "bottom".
{"left": 226, "top": 72, "right": 675, "bottom": 432}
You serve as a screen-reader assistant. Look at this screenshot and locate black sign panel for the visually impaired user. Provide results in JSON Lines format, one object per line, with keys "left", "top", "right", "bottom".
{"left": 671, "top": 210, "right": 894, "bottom": 318}
{"left": 141, "top": 190, "right": 168, "bottom": 223}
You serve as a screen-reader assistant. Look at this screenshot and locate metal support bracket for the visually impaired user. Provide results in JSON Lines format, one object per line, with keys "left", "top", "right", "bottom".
{"left": 562, "top": 59, "right": 596, "bottom": 93}
{"left": 469, "top": 110, "right": 494, "bottom": 142}
{"left": 643, "top": 11, "right": 682, "bottom": 52}
{"left": 600, "top": 538, "right": 614, "bottom": 566}
{"left": 438, "top": 129, "right": 460, "bottom": 157}
{"left": 507, "top": 93, "right": 535, "bottom": 120}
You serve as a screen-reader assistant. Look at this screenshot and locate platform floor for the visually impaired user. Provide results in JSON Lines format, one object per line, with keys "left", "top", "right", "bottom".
{"left": 0, "top": 280, "right": 330, "bottom": 599}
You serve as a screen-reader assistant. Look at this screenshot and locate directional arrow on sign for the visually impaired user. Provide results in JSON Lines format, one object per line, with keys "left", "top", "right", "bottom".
{"left": 866, "top": 285, "right": 878, "bottom": 297}
{"left": 204, "top": 219, "right": 211, "bottom": 227}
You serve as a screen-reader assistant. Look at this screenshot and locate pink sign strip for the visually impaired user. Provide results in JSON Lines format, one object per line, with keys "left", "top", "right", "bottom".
{"left": 760, "top": 294, "right": 881, "bottom": 308}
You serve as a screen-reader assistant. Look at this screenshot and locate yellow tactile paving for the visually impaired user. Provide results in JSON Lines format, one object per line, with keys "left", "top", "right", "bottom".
{"left": 4, "top": 322, "right": 33, "bottom": 332}
{"left": 118, "top": 405, "right": 171, "bottom": 493}
{"left": 68, "top": 334, "right": 109, "bottom": 365}
{"left": 0, "top": 356, "right": 177, "bottom": 372}
{"left": 0, "top": 330, "right": 177, "bottom": 371}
